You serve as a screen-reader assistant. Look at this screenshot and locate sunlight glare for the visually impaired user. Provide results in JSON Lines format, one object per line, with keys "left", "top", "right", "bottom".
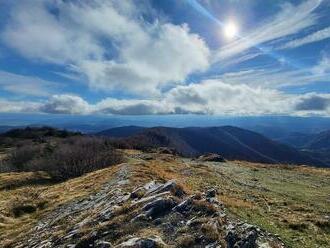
{"left": 224, "top": 21, "right": 238, "bottom": 39}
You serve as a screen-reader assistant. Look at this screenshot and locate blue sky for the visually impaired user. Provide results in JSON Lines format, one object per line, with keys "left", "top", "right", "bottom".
{"left": 0, "top": 0, "right": 329, "bottom": 116}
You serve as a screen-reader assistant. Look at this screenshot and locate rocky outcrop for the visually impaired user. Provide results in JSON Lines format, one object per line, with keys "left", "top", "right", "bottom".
{"left": 11, "top": 166, "right": 285, "bottom": 248}
{"left": 197, "top": 153, "right": 226, "bottom": 162}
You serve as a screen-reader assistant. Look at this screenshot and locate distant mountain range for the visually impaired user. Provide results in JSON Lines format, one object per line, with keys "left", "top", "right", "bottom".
{"left": 277, "top": 130, "right": 330, "bottom": 151}
{"left": 2, "top": 114, "right": 330, "bottom": 134}
{"left": 2, "top": 120, "right": 330, "bottom": 167}
{"left": 97, "top": 126, "right": 145, "bottom": 138}
{"left": 273, "top": 130, "right": 330, "bottom": 165}
{"left": 305, "top": 130, "right": 330, "bottom": 151}
{"left": 97, "top": 126, "right": 327, "bottom": 167}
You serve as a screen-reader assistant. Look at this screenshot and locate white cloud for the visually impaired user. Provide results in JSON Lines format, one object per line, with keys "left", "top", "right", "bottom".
{"left": 0, "top": 71, "right": 58, "bottom": 97}
{"left": 165, "top": 80, "right": 292, "bottom": 115}
{"left": 94, "top": 98, "right": 169, "bottom": 115}
{"left": 312, "top": 54, "right": 330, "bottom": 75}
{"left": 280, "top": 26, "right": 330, "bottom": 49}
{"left": 2, "top": 0, "right": 210, "bottom": 95}
{"left": 39, "top": 95, "right": 91, "bottom": 115}
{"left": 77, "top": 23, "right": 209, "bottom": 95}
{"left": 2, "top": 1, "right": 103, "bottom": 64}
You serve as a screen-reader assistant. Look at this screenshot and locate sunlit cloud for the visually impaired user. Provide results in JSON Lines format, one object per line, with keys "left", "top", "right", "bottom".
{"left": 2, "top": 0, "right": 210, "bottom": 95}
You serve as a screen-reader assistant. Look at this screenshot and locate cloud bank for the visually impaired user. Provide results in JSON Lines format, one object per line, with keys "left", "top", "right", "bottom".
{"left": 2, "top": 81, "right": 330, "bottom": 116}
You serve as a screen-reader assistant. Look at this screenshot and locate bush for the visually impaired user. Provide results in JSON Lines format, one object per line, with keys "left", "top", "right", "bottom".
{"left": 0, "top": 158, "right": 11, "bottom": 173}
{"left": 8, "top": 145, "right": 42, "bottom": 171}
{"left": 4, "top": 135, "right": 124, "bottom": 180}
{"left": 41, "top": 136, "right": 124, "bottom": 180}
{"left": 2, "top": 126, "right": 81, "bottom": 140}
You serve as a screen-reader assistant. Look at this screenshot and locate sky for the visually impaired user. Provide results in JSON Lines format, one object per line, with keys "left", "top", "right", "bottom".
{"left": 0, "top": 0, "right": 329, "bottom": 116}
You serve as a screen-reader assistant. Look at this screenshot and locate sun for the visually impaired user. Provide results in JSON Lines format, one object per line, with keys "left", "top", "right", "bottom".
{"left": 223, "top": 21, "right": 238, "bottom": 39}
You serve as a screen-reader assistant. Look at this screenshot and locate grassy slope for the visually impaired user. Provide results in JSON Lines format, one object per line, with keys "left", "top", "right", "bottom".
{"left": 0, "top": 150, "right": 329, "bottom": 247}
{"left": 129, "top": 152, "right": 330, "bottom": 248}
{"left": 209, "top": 162, "right": 330, "bottom": 248}
{"left": 0, "top": 165, "right": 122, "bottom": 246}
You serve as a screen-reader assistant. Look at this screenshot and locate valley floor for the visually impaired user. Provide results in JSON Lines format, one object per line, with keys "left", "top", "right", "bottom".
{"left": 0, "top": 150, "right": 329, "bottom": 247}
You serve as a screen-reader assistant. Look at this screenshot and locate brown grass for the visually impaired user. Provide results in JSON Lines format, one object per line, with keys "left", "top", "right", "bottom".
{"left": 192, "top": 200, "right": 217, "bottom": 215}
{"left": 0, "top": 164, "right": 122, "bottom": 246}
{"left": 176, "top": 235, "right": 196, "bottom": 247}
{"left": 201, "top": 225, "right": 219, "bottom": 241}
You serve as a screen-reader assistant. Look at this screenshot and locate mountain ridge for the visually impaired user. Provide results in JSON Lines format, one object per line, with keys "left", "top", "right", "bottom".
{"left": 97, "top": 125, "right": 327, "bottom": 167}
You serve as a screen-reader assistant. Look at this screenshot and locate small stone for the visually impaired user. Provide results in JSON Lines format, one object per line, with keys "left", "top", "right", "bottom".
{"left": 130, "top": 187, "right": 146, "bottom": 199}
{"left": 205, "top": 241, "right": 221, "bottom": 248}
{"left": 225, "top": 231, "right": 239, "bottom": 248}
{"left": 153, "top": 218, "right": 163, "bottom": 225}
{"left": 227, "top": 223, "right": 235, "bottom": 230}
{"left": 206, "top": 189, "right": 217, "bottom": 198}
{"left": 96, "top": 240, "right": 112, "bottom": 248}
{"left": 186, "top": 216, "right": 197, "bottom": 226}
{"left": 173, "top": 199, "right": 193, "bottom": 213}
{"left": 116, "top": 236, "right": 166, "bottom": 248}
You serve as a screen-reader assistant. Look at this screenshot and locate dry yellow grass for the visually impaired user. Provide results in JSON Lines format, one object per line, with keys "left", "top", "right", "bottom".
{"left": 0, "top": 164, "right": 122, "bottom": 245}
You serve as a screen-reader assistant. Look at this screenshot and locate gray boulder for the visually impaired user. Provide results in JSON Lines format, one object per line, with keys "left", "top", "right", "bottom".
{"left": 172, "top": 199, "right": 193, "bottom": 214}
{"left": 225, "top": 229, "right": 258, "bottom": 248}
{"left": 197, "top": 153, "right": 225, "bottom": 162}
{"left": 142, "top": 197, "right": 177, "bottom": 219}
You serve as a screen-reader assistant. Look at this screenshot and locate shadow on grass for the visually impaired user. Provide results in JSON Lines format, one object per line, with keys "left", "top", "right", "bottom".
{"left": 0, "top": 172, "right": 54, "bottom": 190}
